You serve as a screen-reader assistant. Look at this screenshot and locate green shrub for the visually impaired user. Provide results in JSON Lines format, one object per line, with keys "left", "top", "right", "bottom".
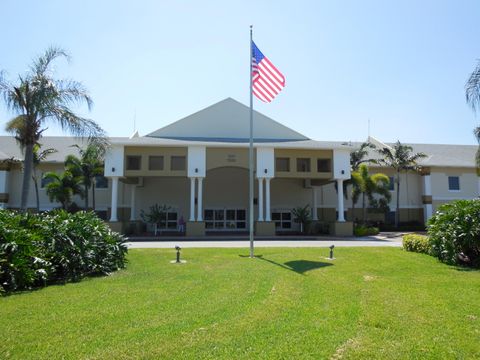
{"left": 428, "top": 200, "right": 480, "bottom": 267}
{"left": 0, "top": 209, "right": 127, "bottom": 293}
{"left": 403, "top": 234, "right": 430, "bottom": 254}
{"left": 354, "top": 225, "right": 379, "bottom": 237}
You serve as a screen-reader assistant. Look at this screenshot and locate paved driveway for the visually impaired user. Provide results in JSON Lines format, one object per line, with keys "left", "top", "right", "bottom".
{"left": 126, "top": 233, "right": 404, "bottom": 249}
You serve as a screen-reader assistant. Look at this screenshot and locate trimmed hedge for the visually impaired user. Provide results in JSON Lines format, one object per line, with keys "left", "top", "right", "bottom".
{"left": 0, "top": 209, "right": 127, "bottom": 293}
{"left": 403, "top": 234, "right": 430, "bottom": 254}
{"left": 428, "top": 200, "right": 480, "bottom": 268}
{"left": 354, "top": 225, "right": 379, "bottom": 237}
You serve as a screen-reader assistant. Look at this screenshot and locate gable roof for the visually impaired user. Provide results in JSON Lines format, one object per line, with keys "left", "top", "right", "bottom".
{"left": 146, "top": 98, "right": 309, "bottom": 142}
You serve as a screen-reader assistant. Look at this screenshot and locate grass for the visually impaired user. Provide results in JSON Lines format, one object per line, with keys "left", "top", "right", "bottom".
{"left": 1, "top": 247, "right": 479, "bottom": 359}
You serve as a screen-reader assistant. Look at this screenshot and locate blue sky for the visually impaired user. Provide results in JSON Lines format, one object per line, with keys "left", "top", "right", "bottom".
{"left": 1, "top": 0, "right": 480, "bottom": 144}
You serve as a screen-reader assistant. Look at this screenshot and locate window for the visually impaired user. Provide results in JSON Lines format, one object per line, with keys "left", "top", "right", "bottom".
{"left": 170, "top": 156, "right": 186, "bottom": 171}
{"left": 204, "top": 209, "right": 246, "bottom": 230}
{"left": 95, "top": 175, "right": 108, "bottom": 189}
{"left": 448, "top": 176, "right": 460, "bottom": 191}
{"left": 149, "top": 156, "right": 164, "bottom": 171}
{"left": 317, "top": 159, "right": 331, "bottom": 172}
{"left": 95, "top": 210, "right": 108, "bottom": 220}
{"left": 389, "top": 176, "right": 395, "bottom": 191}
{"left": 296, "top": 158, "right": 311, "bottom": 172}
{"left": 147, "top": 211, "right": 178, "bottom": 230}
{"left": 126, "top": 155, "right": 141, "bottom": 170}
{"left": 272, "top": 211, "right": 292, "bottom": 229}
{"left": 276, "top": 157, "right": 290, "bottom": 172}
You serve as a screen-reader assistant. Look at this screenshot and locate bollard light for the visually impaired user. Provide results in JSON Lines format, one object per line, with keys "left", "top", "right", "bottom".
{"left": 175, "top": 245, "right": 181, "bottom": 263}
{"left": 329, "top": 245, "right": 335, "bottom": 260}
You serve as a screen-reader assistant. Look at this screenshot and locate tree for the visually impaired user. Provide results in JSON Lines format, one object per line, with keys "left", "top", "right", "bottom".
{"left": 350, "top": 141, "right": 377, "bottom": 221}
{"left": 0, "top": 47, "right": 105, "bottom": 211}
{"left": 350, "top": 141, "right": 377, "bottom": 171}
{"left": 65, "top": 142, "right": 106, "bottom": 210}
{"left": 140, "top": 204, "right": 173, "bottom": 236}
{"left": 465, "top": 61, "right": 480, "bottom": 165}
{"left": 43, "top": 170, "right": 83, "bottom": 210}
{"left": 351, "top": 164, "right": 391, "bottom": 224}
{"left": 376, "top": 141, "right": 427, "bottom": 227}
{"left": 292, "top": 205, "right": 312, "bottom": 234}
{"left": 32, "top": 144, "right": 57, "bottom": 212}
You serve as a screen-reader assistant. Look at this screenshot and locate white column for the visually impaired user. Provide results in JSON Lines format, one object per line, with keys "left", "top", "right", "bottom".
{"left": 423, "top": 174, "right": 432, "bottom": 196}
{"left": 423, "top": 174, "right": 433, "bottom": 223}
{"left": 189, "top": 177, "right": 196, "bottom": 222}
{"left": 130, "top": 184, "right": 136, "bottom": 221}
{"left": 312, "top": 187, "right": 318, "bottom": 221}
{"left": 337, "top": 179, "right": 345, "bottom": 222}
{"left": 109, "top": 177, "right": 119, "bottom": 222}
{"left": 197, "top": 177, "right": 203, "bottom": 221}
{"left": 265, "top": 178, "right": 271, "bottom": 221}
{"left": 258, "top": 178, "right": 264, "bottom": 221}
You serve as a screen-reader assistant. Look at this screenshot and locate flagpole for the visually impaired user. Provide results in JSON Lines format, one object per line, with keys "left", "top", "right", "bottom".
{"left": 249, "top": 25, "right": 254, "bottom": 258}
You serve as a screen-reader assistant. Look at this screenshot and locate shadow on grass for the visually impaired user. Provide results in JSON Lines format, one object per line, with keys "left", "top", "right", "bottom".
{"left": 240, "top": 254, "right": 333, "bottom": 274}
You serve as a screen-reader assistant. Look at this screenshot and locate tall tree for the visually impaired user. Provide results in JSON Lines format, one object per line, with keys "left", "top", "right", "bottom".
{"left": 32, "top": 144, "right": 57, "bottom": 212}
{"left": 351, "top": 164, "right": 391, "bottom": 224}
{"left": 43, "top": 170, "right": 83, "bottom": 210}
{"left": 350, "top": 141, "right": 377, "bottom": 171}
{"left": 65, "top": 142, "right": 106, "bottom": 210}
{"left": 0, "top": 47, "right": 105, "bottom": 211}
{"left": 350, "top": 141, "right": 377, "bottom": 221}
{"left": 465, "top": 61, "right": 480, "bottom": 165}
{"left": 376, "top": 141, "right": 427, "bottom": 227}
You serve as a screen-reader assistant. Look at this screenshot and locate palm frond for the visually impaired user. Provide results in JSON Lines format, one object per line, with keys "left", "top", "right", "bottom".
{"left": 466, "top": 60, "right": 480, "bottom": 112}
{"left": 30, "top": 46, "right": 69, "bottom": 78}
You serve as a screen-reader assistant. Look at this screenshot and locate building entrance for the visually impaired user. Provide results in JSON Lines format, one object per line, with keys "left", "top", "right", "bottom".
{"left": 204, "top": 209, "right": 246, "bottom": 230}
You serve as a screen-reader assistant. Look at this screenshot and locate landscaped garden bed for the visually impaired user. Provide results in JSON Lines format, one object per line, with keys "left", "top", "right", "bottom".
{"left": 0, "top": 209, "right": 127, "bottom": 293}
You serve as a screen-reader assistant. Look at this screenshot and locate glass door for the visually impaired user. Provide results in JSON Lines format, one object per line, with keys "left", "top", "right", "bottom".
{"left": 205, "top": 209, "right": 246, "bottom": 230}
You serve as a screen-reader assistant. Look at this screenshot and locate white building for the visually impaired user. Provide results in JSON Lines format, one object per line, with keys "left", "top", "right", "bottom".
{"left": 0, "top": 98, "right": 478, "bottom": 236}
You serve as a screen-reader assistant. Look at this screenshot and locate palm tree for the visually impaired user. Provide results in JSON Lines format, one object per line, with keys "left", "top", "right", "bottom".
{"left": 465, "top": 61, "right": 480, "bottom": 165}
{"left": 292, "top": 205, "right": 312, "bottom": 234}
{"left": 351, "top": 141, "right": 377, "bottom": 171}
{"left": 376, "top": 141, "right": 427, "bottom": 227}
{"left": 65, "top": 142, "right": 106, "bottom": 210}
{"left": 351, "top": 164, "right": 391, "bottom": 224}
{"left": 350, "top": 141, "right": 377, "bottom": 221}
{"left": 43, "top": 170, "right": 83, "bottom": 210}
{"left": 32, "top": 144, "right": 57, "bottom": 212}
{"left": 0, "top": 47, "right": 105, "bottom": 211}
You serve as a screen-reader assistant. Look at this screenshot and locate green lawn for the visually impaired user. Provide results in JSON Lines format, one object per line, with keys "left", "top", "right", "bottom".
{"left": 1, "top": 247, "right": 479, "bottom": 359}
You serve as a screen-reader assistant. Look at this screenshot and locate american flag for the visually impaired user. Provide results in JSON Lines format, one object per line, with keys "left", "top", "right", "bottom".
{"left": 251, "top": 41, "right": 285, "bottom": 103}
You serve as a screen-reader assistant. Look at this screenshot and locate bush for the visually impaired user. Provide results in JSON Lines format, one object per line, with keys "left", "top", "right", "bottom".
{"left": 428, "top": 200, "right": 480, "bottom": 268}
{"left": 354, "top": 225, "right": 379, "bottom": 237}
{"left": 0, "top": 209, "right": 127, "bottom": 293}
{"left": 403, "top": 234, "right": 430, "bottom": 254}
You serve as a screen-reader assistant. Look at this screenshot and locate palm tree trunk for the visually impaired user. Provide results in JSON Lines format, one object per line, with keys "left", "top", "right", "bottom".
{"left": 396, "top": 171, "right": 400, "bottom": 228}
{"left": 362, "top": 192, "right": 366, "bottom": 224}
{"left": 20, "top": 143, "right": 34, "bottom": 211}
{"left": 352, "top": 200, "right": 356, "bottom": 223}
{"left": 92, "top": 182, "right": 96, "bottom": 211}
{"left": 84, "top": 183, "right": 89, "bottom": 209}
{"left": 32, "top": 174, "right": 40, "bottom": 212}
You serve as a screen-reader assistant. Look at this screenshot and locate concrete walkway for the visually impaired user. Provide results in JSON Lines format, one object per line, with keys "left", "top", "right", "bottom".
{"left": 126, "top": 232, "right": 404, "bottom": 249}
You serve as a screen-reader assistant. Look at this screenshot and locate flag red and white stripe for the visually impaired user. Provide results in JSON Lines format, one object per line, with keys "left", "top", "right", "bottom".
{"left": 251, "top": 41, "right": 285, "bottom": 103}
